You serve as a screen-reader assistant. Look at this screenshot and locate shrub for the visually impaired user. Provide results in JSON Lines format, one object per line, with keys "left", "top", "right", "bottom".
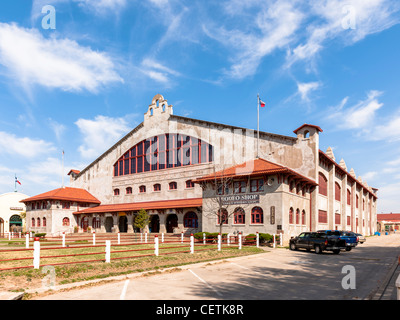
{"left": 34, "top": 233, "right": 46, "bottom": 238}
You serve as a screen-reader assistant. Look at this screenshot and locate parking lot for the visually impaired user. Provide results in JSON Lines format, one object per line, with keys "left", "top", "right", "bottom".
{"left": 34, "top": 233, "right": 400, "bottom": 300}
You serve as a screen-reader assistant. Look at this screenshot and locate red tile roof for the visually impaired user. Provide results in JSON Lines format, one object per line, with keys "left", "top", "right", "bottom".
{"left": 194, "top": 158, "right": 317, "bottom": 185}
{"left": 73, "top": 197, "right": 202, "bottom": 215}
{"left": 68, "top": 169, "right": 81, "bottom": 175}
{"left": 20, "top": 187, "right": 101, "bottom": 204}
{"left": 293, "top": 124, "right": 323, "bottom": 134}
{"left": 377, "top": 214, "right": 400, "bottom": 222}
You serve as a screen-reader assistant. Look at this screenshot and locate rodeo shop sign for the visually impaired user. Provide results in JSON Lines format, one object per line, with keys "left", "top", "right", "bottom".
{"left": 221, "top": 194, "right": 260, "bottom": 205}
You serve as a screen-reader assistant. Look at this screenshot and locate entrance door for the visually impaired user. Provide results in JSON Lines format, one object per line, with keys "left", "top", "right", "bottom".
{"left": 166, "top": 214, "right": 178, "bottom": 233}
{"left": 9, "top": 215, "right": 22, "bottom": 232}
{"left": 81, "top": 217, "right": 89, "bottom": 232}
{"left": 0, "top": 218, "right": 4, "bottom": 237}
{"left": 150, "top": 215, "right": 160, "bottom": 233}
{"left": 105, "top": 217, "right": 113, "bottom": 233}
{"left": 119, "top": 216, "right": 128, "bottom": 233}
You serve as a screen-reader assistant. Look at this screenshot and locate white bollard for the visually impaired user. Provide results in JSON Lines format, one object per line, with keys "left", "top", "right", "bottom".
{"left": 19, "top": 232, "right": 21, "bottom": 238}
{"left": 145, "top": 232, "right": 148, "bottom": 243}
{"left": 161, "top": 233, "right": 164, "bottom": 243}
{"left": 62, "top": 232, "right": 66, "bottom": 248}
{"left": 93, "top": 232, "right": 96, "bottom": 246}
{"left": 280, "top": 233, "right": 283, "bottom": 247}
{"left": 33, "top": 238, "right": 40, "bottom": 269}
{"left": 227, "top": 233, "right": 230, "bottom": 246}
{"left": 105, "top": 240, "right": 111, "bottom": 263}
{"left": 238, "top": 233, "right": 242, "bottom": 250}
{"left": 273, "top": 233, "right": 276, "bottom": 248}
{"left": 25, "top": 233, "right": 29, "bottom": 249}
{"left": 256, "top": 232, "right": 259, "bottom": 248}
{"left": 190, "top": 234, "right": 194, "bottom": 254}
{"left": 154, "top": 235, "right": 159, "bottom": 256}
{"left": 181, "top": 232, "right": 184, "bottom": 244}
{"left": 218, "top": 233, "right": 222, "bottom": 251}
{"left": 118, "top": 232, "right": 121, "bottom": 245}
{"left": 8, "top": 232, "right": 11, "bottom": 241}
{"left": 140, "top": 232, "right": 143, "bottom": 243}
{"left": 203, "top": 233, "right": 206, "bottom": 245}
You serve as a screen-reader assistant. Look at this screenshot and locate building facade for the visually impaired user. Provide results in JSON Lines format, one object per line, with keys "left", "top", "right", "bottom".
{"left": 0, "top": 192, "right": 28, "bottom": 236}
{"left": 21, "top": 94, "right": 378, "bottom": 242}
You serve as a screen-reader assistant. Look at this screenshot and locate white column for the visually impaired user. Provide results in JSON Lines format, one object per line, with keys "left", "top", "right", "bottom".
{"left": 25, "top": 233, "right": 29, "bottom": 249}
{"left": 227, "top": 233, "right": 230, "bottom": 246}
{"left": 256, "top": 232, "right": 259, "bottom": 248}
{"left": 203, "top": 233, "right": 206, "bottom": 245}
{"left": 154, "top": 235, "right": 159, "bottom": 256}
{"left": 118, "top": 232, "right": 121, "bottom": 245}
{"left": 105, "top": 240, "right": 111, "bottom": 263}
{"left": 33, "top": 238, "right": 40, "bottom": 269}
{"left": 280, "top": 233, "right": 283, "bottom": 246}
{"left": 181, "top": 232, "right": 184, "bottom": 244}
{"left": 218, "top": 233, "right": 222, "bottom": 251}
{"left": 161, "top": 233, "right": 164, "bottom": 243}
{"left": 238, "top": 233, "right": 242, "bottom": 250}
{"left": 140, "top": 232, "right": 143, "bottom": 243}
{"left": 93, "top": 231, "right": 96, "bottom": 246}
{"left": 145, "top": 232, "right": 148, "bottom": 243}
{"left": 273, "top": 233, "right": 276, "bottom": 248}
{"left": 62, "top": 232, "right": 66, "bottom": 248}
{"left": 190, "top": 234, "right": 194, "bottom": 254}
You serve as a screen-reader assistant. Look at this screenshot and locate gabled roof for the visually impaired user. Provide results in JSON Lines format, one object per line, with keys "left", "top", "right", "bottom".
{"left": 73, "top": 198, "right": 202, "bottom": 215}
{"left": 194, "top": 158, "right": 317, "bottom": 185}
{"left": 377, "top": 214, "right": 400, "bottom": 222}
{"left": 68, "top": 169, "right": 80, "bottom": 175}
{"left": 293, "top": 124, "right": 323, "bottom": 134}
{"left": 20, "top": 187, "right": 101, "bottom": 204}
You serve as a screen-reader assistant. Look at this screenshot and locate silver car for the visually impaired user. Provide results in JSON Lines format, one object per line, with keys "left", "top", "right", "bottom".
{"left": 356, "top": 233, "right": 366, "bottom": 244}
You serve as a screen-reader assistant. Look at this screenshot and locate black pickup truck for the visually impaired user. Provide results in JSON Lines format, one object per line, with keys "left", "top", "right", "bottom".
{"left": 289, "top": 232, "right": 347, "bottom": 254}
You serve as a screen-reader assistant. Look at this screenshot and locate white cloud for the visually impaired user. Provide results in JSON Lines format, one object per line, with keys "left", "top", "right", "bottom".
{"left": 0, "top": 131, "right": 55, "bottom": 158}
{"left": 75, "top": 0, "right": 127, "bottom": 14}
{"left": 75, "top": 115, "right": 131, "bottom": 159}
{"left": 0, "top": 23, "right": 123, "bottom": 93}
{"left": 48, "top": 118, "right": 66, "bottom": 142}
{"left": 297, "top": 81, "right": 321, "bottom": 101}
{"left": 141, "top": 58, "right": 181, "bottom": 84}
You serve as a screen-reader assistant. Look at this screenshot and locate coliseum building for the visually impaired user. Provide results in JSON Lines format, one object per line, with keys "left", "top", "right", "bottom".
{"left": 21, "top": 94, "right": 378, "bottom": 243}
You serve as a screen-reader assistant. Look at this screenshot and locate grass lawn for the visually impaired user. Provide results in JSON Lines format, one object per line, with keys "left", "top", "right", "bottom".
{"left": 0, "top": 241, "right": 264, "bottom": 293}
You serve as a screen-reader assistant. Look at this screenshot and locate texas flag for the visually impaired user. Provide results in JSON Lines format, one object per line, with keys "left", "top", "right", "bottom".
{"left": 259, "top": 98, "right": 266, "bottom": 108}
{"left": 15, "top": 176, "right": 21, "bottom": 185}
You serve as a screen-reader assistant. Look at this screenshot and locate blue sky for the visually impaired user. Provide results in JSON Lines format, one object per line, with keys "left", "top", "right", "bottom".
{"left": 0, "top": 0, "right": 399, "bottom": 213}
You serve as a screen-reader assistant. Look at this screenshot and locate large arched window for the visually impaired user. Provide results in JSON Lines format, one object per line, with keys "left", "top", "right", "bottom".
{"left": 184, "top": 211, "right": 198, "bottom": 228}
{"left": 233, "top": 207, "right": 245, "bottom": 224}
{"left": 251, "top": 207, "right": 263, "bottom": 224}
{"left": 335, "top": 182, "right": 341, "bottom": 201}
{"left": 318, "top": 173, "right": 328, "bottom": 196}
{"left": 113, "top": 134, "right": 213, "bottom": 176}
{"left": 63, "top": 217, "right": 70, "bottom": 226}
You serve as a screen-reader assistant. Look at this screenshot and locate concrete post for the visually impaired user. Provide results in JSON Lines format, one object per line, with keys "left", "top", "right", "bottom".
{"left": 280, "top": 233, "right": 283, "bottom": 247}
{"left": 62, "top": 232, "right": 66, "bottom": 248}
{"left": 227, "top": 233, "right": 230, "bottom": 246}
{"left": 33, "top": 238, "right": 40, "bottom": 269}
{"left": 93, "top": 231, "right": 96, "bottom": 246}
{"left": 203, "top": 233, "right": 206, "bottom": 245}
{"left": 154, "top": 235, "right": 159, "bottom": 256}
{"left": 190, "top": 234, "right": 194, "bottom": 254}
{"left": 161, "top": 233, "right": 164, "bottom": 243}
{"left": 256, "top": 232, "right": 259, "bottom": 248}
{"left": 118, "top": 232, "right": 120, "bottom": 245}
{"left": 273, "top": 233, "right": 276, "bottom": 248}
{"left": 238, "top": 233, "right": 242, "bottom": 250}
{"left": 105, "top": 240, "right": 111, "bottom": 263}
{"left": 145, "top": 232, "right": 148, "bottom": 243}
{"left": 25, "top": 233, "right": 29, "bottom": 249}
{"left": 181, "top": 232, "right": 184, "bottom": 244}
{"left": 218, "top": 233, "right": 221, "bottom": 251}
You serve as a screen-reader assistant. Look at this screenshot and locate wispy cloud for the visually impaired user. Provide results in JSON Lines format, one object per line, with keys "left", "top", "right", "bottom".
{"left": 0, "top": 23, "right": 123, "bottom": 93}
{"left": 140, "top": 58, "right": 181, "bottom": 84}
{"left": 297, "top": 81, "right": 321, "bottom": 102}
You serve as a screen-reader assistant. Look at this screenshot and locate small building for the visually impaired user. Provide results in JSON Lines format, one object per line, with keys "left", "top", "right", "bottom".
{"left": 377, "top": 213, "right": 400, "bottom": 232}
{"left": 0, "top": 192, "right": 28, "bottom": 236}
{"left": 21, "top": 187, "right": 100, "bottom": 235}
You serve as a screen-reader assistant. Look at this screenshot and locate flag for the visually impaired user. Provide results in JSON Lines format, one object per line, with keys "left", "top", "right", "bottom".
{"left": 259, "top": 98, "right": 266, "bottom": 108}
{"left": 15, "top": 177, "right": 21, "bottom": 185}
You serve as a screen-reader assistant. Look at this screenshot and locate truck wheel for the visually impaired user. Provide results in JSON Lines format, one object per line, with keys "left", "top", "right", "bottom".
{"left": 290, "top": 243, "right": 297, "bottom": 251}
{"left": 333, "top": 249, "right": 340, "bottom": 254}
{"left": 314, "top": 245, "right": 322, "bottom": 254}
{"left": 345, "top": 247, "right": 352, "bottom": 252}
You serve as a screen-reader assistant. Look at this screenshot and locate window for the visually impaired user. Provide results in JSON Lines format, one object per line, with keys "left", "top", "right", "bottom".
{"left": 217, "top": 209, "right": 228, "bottom": 225}
{"left": 113, "top": 134, "right": 213, "bottom": 176}
{"left": 185, "top": 180, "right": 194, "bottom": 188}
{"left": 234, "top": 207, "right": 245, "bottom": 224}
{"left": 37, "top": 218, "right": 41, "bottom": 227}
{"left": 250, "top": 178, "right": 264, "bottom": 192}
{"left": 31, "top": 218, "right": 35, "bottom": 227}
{"left": 347, "top": 216, "right": 351, "bottom": 226}
{"left": 335, "top": 182, "right": 341, "bottom": 201}
{"left": 114, "top": 189, "right": 120, "bottom": 196}
{"left": 318, "top": 173, "right": 328, "bottom": 196}
{"left": 93, "top": 217, "right": 100, "bottom": 229}
{"left": 318, "top": 210, "right": 327, "bottom": 224}
{"left": 154, "top": 184, "right": 161, "bottom": 191}
{"left": 289, "top": 207, "right": 294, "bottom": 224}
{"left": 126, "top": 187, "right": 132, "bottom": 194}
{"left": 169, "top": 182, "right": 177, "bottom": 190}
{"left": 251, "top": 206, "right": 264, "bottom": 224}
{"left": 335, "top": 213, "right": 341, "bottom": 225}
{"left": 289, "top": 181, "right": 296, "bottom": 193}
{"left": 184, "top": 211, "right": 198, "bottom": 228}
{"left": 139, "top": 185, "right": 146, "bottom": 193}
{"left": 43, "top": 217, "right": 46, "bottom": 227}
{"left": 356, "top": 195, "right": 359, "bottom": 208}
{"left": 217, "top": 183, "right": 229, "bottom": 195}
{"left": 347, "top": 189, "right": 351, "bottom": 205}
{"left": 32, "top": 203, "right": 36, "bottom": 210}
{"left": 62, "top": 201, "right": 71, "bottom": 209}
{"left": 234, "top": 181, "right": 246, "bottom": 194}
{"left": 301, "top": 210, "right": 306, "bottom": 225}
{"left": 62, "top": 217, "right": 70, "bottom": 226}
{"left": 296, "top": 209, "right": 300, "bottom": 224}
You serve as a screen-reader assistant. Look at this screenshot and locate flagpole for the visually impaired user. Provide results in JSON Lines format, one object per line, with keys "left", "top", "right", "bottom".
{"left": 14, "top": 174, "right": 16, "bottom": 192}
{"left": 257, "top": 93, "right": 260, "bottom": 158}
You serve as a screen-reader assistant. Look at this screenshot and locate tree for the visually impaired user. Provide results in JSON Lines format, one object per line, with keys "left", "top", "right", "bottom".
{"left": 134, "top": 209, "right": 150, "bottom": 233}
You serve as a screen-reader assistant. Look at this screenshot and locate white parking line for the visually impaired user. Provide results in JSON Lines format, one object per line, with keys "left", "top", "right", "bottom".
{"left": 188, "top": 269, "right": 222, "bottom": 297}
{"left": 120, "top": 279, "right": 130, "bottom": 300}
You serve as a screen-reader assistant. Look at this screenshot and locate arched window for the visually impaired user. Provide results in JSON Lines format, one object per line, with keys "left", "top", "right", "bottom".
{"left": 113, "top": 134, "right": 214, "bottom": 176}
{"left": 251, "top": 207, "right": 263, "bottom": 224}
{"left": 233, "top": 207, "right": 245, "bottom": 224}
{"left": 154, "top": 184, "right": 161, "bottom": 191}
{"left": 126, "top": 187, "right": 132, "bottom": 194}
{"left": 31, "top": 218, "right": 35, "bottom": 227}
{"left": 356, "top": 195, "right": 359, "bottom": 208}
{"left": 37, "top": 218, "right": 41, "bottom": 227}
{"left": 184, "top": 211, "right": 198, "bottom": 228}
{"left": 114, "top": 188, "right": 120, "bottom": 196}
{"left": 301, "top": 210, "right": 306, "bottom": 225}
{"left": 62, "top": 217, "right": 70, "bottom": 226}
{"left": 43, "top": 217, "right": 46, "bottom": 227}
{"left": 185, "top": 180, "right": 194, "bottom": 188}
{"left": 289, "top": 207, "right": 294, "bottom": 224}
{"left": 217, "top": 208, "right": 228, "bottom": 225}
{"left": 289, "top": 181, "right": 296, "bottom": 193}
{"left": 318, "top": 173, "right": 328, "bottom": 196}
{"left": 347, "top": 189, "right": 351, "bottom": 205}
{"left": 335, "top": 182, "right": 341, "bottom": 201}
{"left": 296, "top": 209, "right": 300, "bottom": 224}
{"left": 139, "top": 185, "right": 146, "bottom": 193}
{"left": 93, "top": 217, "right": 100, "bottom": 229}
{"left": 169, "top": 182, "right": 177, "bottom": 190}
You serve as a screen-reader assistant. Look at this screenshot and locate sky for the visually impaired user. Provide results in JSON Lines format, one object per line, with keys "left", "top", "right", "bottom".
{"left": 0, "top": 0, "right": 399, "bottom": 213}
